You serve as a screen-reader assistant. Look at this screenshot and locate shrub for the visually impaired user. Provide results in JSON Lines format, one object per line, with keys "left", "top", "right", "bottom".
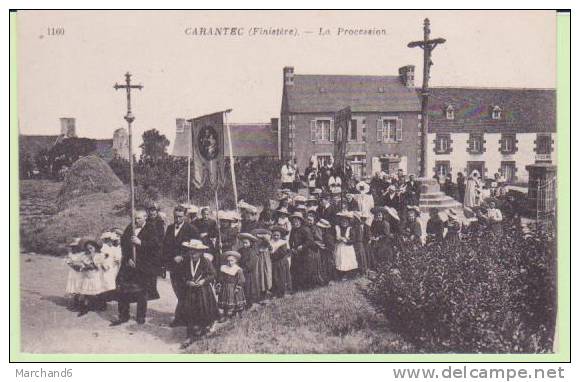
{"left": 367, "top": 217, "right": 556, "bottom": 353}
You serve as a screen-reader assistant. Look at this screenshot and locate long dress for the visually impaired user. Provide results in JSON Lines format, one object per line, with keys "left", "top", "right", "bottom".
{"left": 369, "top": 219, "right": 393, "bottom": 263}
{"left": 289, "top": 225, "right": 319, "bottom": 289}
{"left": 217, "top": 265, "right": 246, "bottom": 313}
{"left": 333, "top": 225, "right": 358, "bottom": 272}
{"left": 65, "top": 252, "right": 85, "bottom": 295}
{"left": 77, "top": 252, "right": 105, "bottom": 296}
{"left": 182, "top": 256, "right": 218, "bottom": 328}
{"left": 256, "top": 245, "right": 273, "bottom": 293}
{"left": 464, "top": 177, "right": 481, "bottom": 208}
{"left": 320, "top": 228, "right": 336, "bottom": 282}
{"left": 98, "top": 244, "right": 122, "bottom": 292}
{"left": 352, "top": 222, "right": 370, "bottom": 273}
{"left": 308, "top": 224, "right": 328, "bottom": 286}
{"left": 269, "top": 240, "right": 293, "bottom": 296}
{"left": 239, "top": 246, "right": 260, "bottom": 304}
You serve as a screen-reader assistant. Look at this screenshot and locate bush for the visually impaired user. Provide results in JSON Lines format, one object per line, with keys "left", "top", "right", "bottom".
{"left": 367, "top": 217, "right": 556, "bottom": 353}
{"left": 115, "top": 156, "right": 282, "bottom": 208}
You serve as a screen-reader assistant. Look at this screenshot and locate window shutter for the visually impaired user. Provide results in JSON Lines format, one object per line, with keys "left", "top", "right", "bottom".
{"left": 310, "top": 120, "right": 316, "bottom": 142}
{"left": 329, "top": 119, "right": 335, "bottom": 142}
{"left": 376, "top": 118, "right": 383, "bottom": 142}
{"left": 361, "top": 119, "right": 367, "bottom": 142}
{"left": 396, "top": 118, "right": 403, "bottom": 142}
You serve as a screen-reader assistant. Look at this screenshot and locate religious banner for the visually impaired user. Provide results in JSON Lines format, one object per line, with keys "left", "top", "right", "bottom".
{"left": 189, "top": 111, "right": 226, "bottom": 189}
{"left": 333, "top": 106, "right": 351, "bottom": 176}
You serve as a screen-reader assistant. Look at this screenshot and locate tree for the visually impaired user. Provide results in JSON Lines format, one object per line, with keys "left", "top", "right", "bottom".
{"left": 48, "top": 137, "right": 97, "bottom": 176}
{"left": 139, "top": 129, "right": 169, "bottom": 164}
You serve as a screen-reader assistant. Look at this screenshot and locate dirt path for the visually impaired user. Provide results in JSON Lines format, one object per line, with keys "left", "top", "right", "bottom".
{"left": 20, "top": 253, "right": 187, "bottom": 354}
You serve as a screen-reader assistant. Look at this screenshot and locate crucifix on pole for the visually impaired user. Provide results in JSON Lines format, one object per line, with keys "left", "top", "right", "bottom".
{"left": 408, "top": 18, "right": 446, "bottom": 178}
{"left": 114, "top": 72, "right": 143, "bottom": 261}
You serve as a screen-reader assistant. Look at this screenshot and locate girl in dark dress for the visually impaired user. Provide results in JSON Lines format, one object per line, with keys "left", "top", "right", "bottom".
{"left": 180, "top": 240, "right": 219, "bottom": 349}
{"left": 217, "top": 251, "right": 246, "bottom": 321}
{"left": 369, "top": 208, "right": 394, "bottom": 263}
{"left": 238, "top": 233, "right": 261, "bottom": 307}
{"left": 316, "top": 219, "right": 336, "bottom": 282}
{"left": 269, "top": 226, "right": 293, "bottom": 297}
{"left": 426, "top": 208, "right": 445, "bottom": 244}
{"left": 351, "top": 212, "right": 370, "bottom": 275}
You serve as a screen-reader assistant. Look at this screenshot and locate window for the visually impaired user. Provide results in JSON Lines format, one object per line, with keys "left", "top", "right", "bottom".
{"left": 536, "top": 134, "right": 552, "bottom": 154}
{"left": 500, "top": 161, "right": 516, "bottom": 183}
{"left": 445, "top": 105, "right": 454, "bottom": 120}
{"left": 435, "top": 161, "right": 451, "bottom": 178}
{"left": 492, "top": 105, "right": 502, "bottom": 120}
{"left": 348, "top": 119, "right": 358, "bottom": 141}
{"left": 435, "top": 134, "right": 451, "bottom": 154}
{"left": 377, "top": 118, "right": 402, "bottom": 143}
{"left": 310, "top": 118, "right": 334, "bottom": 143}
{"left": 500, "top": 134, "right": 517, "bottom": 154}
{"left": 316, "top": 155, "right": 333, "bottom": 168}
{"left": 468, "top": 133, "right": 485, "bottom": 154}
{"left": 348, "top": 154, "right": 366, "bottom": 179}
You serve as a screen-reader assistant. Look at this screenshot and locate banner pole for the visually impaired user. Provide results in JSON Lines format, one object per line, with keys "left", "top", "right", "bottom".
{"left": 214, "top": 188, "right": 223, "bottom": 256}
{"left": 224, "top": 110, "right": 239, "bottom": 213}
{"left": 187, "top": 154, "right": 191, "bottom": 205}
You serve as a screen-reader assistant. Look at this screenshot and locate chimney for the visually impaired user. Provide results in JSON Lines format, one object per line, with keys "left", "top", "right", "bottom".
{"left": 398, "top": 65, "right": 415, "bottom": 88}
{"left": 283, "top": 66, "right": 294, "bottom": 86}
{"left": 60, "top": 117, "right": 76, "bottom": 138}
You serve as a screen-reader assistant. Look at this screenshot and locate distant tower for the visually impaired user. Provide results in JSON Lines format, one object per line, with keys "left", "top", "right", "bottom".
{"left": 113, "top": 127, "right": 130, "bottom": 160}
{"left": 60, "top": 117, "right": 77, "bottom": 138}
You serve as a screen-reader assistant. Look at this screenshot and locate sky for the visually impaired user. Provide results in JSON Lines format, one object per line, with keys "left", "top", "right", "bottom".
{"left": 17, "top": 10, "right": 556, "bottom": 150}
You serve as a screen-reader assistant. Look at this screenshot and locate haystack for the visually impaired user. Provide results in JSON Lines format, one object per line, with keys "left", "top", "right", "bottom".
{"left": 58, "top": 155, "right": 124, "bottom": 208}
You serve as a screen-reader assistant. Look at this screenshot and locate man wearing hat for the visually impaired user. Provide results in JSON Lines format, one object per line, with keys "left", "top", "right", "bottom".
{"left": 162, "top": 205, "right": 200, "bottom": 327}
{"left": 113, "top": 210, "right": 162, "bottom": 325}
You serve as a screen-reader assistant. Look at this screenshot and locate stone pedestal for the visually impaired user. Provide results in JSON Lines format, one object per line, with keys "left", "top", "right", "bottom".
{"left": 418, "top": 178, "right": 462, "bottom": 213}
{"left": 526, "top": 163, "right": 557, "bottom": 214}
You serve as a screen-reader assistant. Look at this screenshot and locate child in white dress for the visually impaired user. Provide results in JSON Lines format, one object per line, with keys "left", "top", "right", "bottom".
{"left": 334, "top": 211, "right": 358, "bottom": 280}
{"left": 76, "top": 239, "right": 105, "bottom": 317}
{"left": 64, "top": 238, "right": 84, "bottom": 311}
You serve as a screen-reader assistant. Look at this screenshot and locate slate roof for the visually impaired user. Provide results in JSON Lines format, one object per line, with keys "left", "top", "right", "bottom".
{"left": 427, "top": 87, "right": 556, "bottom": 133}
{"left": 224, "top": 123, "right": 277, "bottom": 157}
{"left": 283, "top": 74, "right": 421, "bottom": 114}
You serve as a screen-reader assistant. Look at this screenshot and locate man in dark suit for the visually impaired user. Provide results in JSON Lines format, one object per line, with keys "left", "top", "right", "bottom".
{"left": 405, "top": 174, "right": 421, "bottom": 206}
{"left": 112, "top": 210, "right": 162, "bottom": 326}
{"left": 162, "top": 205, "right": 199, "bottom": 327}
{"left": 316, "top": 193, "right": 339, "bottom": 225}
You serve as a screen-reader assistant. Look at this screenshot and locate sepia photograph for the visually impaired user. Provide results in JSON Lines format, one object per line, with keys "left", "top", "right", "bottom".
{"left": 13, "top": 10, "right": 564, "bottom": 357}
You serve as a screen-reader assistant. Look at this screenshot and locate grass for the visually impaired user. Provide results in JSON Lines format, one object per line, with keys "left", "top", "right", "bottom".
{"left": 187, "top": 279, "right": 414, "bottom": 354}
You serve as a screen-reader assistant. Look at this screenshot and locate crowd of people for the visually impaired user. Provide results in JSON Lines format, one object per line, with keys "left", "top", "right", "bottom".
{"left": 64, "top": 165, "right": 506, "bottom": 349}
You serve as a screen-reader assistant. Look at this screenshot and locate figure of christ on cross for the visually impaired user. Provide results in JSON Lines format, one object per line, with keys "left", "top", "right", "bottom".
{"left": 408, "top": 18, "right": 446, "bottom": 178}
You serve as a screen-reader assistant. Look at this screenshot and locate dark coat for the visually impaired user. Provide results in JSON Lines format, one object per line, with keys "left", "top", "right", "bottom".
{"left": 193, "top": 218, "right": 218, "bottom": 250}
{"left": 180, "top": 255, "right": 218, "bottom": 327}
{"left": 162, "top": 221, "right": 199, "bottom": 273}
{"left": 289, "top": 225, "right": 319, "bottom": 289}
{"left": 117, "top": 221, "right": 162, "bottom": 300}
{"left": 426, "top": 217, "right": 445, "bottom": 243}
{"left": 317, "top": 204, "right": 339, "bottom": 225}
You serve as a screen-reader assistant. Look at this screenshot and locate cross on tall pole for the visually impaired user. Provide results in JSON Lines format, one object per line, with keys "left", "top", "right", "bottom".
{"left": 114, "top": 72, "right": 143, "bottom": 261}
{"left": 408, "top": 18, "right": 446, "bottom": 178}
